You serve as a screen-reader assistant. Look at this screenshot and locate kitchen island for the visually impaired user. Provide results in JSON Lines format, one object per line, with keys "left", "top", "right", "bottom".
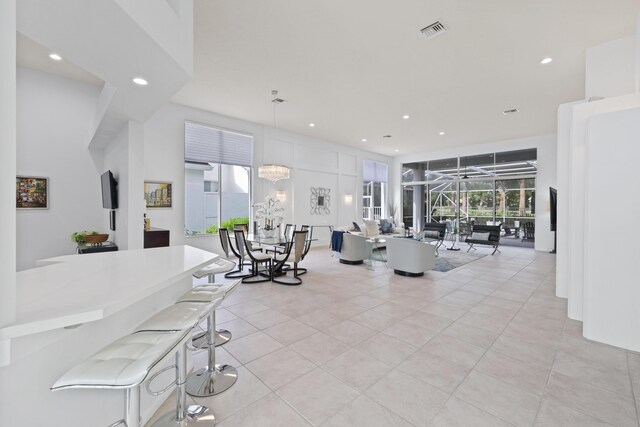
{"left": 0, "top": 245, "right": 218, "bottom": 427}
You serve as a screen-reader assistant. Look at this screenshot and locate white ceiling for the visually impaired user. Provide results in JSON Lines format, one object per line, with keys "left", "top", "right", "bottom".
{"left": 172, "top": 0, "right": 639, "bottom": 156}
{"left": 16, "top": 33, "right": 103, "bottom": 86}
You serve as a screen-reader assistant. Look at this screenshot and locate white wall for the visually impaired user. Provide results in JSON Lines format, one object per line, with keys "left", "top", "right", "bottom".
{"left": 555, "top": 101, "right": 584, "bottom": 299}
{"left": 0, "top": 0, "right": 17, "bottom": 362}
{"left": 394, "top": 134, "right": 558, "bottom": 252}
{"left": 583, "top": 107, "right": 640, "bottom": 351}
{"left": 560, "top": 93, "right": 640, "bottom": 321}
{"left": 103, "top": 121, "right": 145, "bottom": 250}
{"left": 586, "top": 36, "right": 636, "bottom": 100}
{"left": 16, "top": 68, "right": 104, "bottom": 270}
{"left": 143, "top": 103, "right": 392, "bottom": 251}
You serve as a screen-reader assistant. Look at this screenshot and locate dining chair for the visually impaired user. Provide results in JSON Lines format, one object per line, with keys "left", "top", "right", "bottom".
{"left": 235, "top": 229, "right": 272, "bottom": 283}
{"left": 235, "top": 223, "right": 262, "bottom": 252}
{"left": 272, "top": 230, "right": 307, "bottom": 286}
{"left": 221, "top": 228, "right": 252, "bottom": 279}
{"left": 266, "top": 224, "right": 295, "bottom": 254}
{"left": 297, "top": 226, "right": 313, "bottom": 276}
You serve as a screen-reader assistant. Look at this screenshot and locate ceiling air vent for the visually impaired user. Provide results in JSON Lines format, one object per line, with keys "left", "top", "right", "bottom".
{"left": 420, "top": 21, "right": 447, "bottom": 40}
{"left": 502, "top": 108, "right": 519, "bottom": 115}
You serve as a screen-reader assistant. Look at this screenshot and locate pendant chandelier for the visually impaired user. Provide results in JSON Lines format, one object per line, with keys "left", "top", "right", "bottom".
{"left": 258, "top": 90, "right": 290, "bottom": 182}
{"left": 258, "top": 164, "right": 290, "bottom": 182}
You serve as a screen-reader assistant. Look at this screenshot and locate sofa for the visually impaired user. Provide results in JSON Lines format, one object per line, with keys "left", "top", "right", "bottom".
{"left": 349, "top": 219, "right": 404, "bottom": 240}
{"left": 334, "top": 219, "right": 404, "bottom": 265}
{"left": 386, "top": 237, "right": 436, "bottom": 276}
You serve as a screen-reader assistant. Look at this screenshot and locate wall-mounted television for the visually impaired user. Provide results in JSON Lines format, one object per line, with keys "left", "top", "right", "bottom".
{"left": 101, "top": 170, "right": 118, "bottom": 209}
{"left": 549, "top": 187, "right": 557, "bottom": 231}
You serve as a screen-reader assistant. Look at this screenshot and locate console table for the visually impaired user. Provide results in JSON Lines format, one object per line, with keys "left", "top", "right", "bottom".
{"left": 77, "top": 241, "right": 118, "bottom": 254}
{"left": 144, "top": 227, "right": 170, "bottom": 248}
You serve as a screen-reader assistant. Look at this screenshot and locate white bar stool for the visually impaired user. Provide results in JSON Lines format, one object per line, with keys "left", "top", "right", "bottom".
{"left": 191, "top": 259, "right": 236, "bottom": 348}
{"left": 192, "top": 258, "right": 236, "bottom": 284}
{"left": 50, "top": 330, "right": 192, "bottom": 427}
{"left": 134, "top": 301, "right": 218, "bottom": 426}
{"left": 177, "top": 280, "right": 241, "bottom": 397}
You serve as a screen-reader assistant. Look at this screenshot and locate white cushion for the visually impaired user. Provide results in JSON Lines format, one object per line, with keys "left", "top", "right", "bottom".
{"left": 192, "top": 258, "right": 236, "bottom": 279}
{"left": 134, "top": 302, "right": 215, "bottom": 333}
{"left": 471, "top": 232, "right": 490, "bottom": 241}
{"left": 178, "top": 280, "right": 241, "bottom": 305}
{"left": 363, "top": 219, "right": 379, "bottom": 237}
{"left": 51, "top": 330, "right": 185, "bottom": 389}
{"left": 251, "top": 252, "right": 272, "bottom": 261}
{"left": 423, "top": 230, "right": 440, "bottom": 239}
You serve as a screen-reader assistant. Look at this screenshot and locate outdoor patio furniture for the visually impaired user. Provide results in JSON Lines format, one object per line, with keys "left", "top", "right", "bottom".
{"left": 465, "top": 224, "right": 501, "bottom": 255}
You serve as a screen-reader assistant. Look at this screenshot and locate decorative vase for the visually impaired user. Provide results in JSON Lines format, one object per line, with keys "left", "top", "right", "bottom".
{"left": 261, "top": 229, "right": 276, "bottom": 238}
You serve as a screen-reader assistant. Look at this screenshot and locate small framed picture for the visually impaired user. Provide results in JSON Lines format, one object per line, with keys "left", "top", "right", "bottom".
{"left": 144, "top": 181, "right": 172, "bottom": 208}
{"left": 16, "top": 176, "right": 49, "bottom": 209}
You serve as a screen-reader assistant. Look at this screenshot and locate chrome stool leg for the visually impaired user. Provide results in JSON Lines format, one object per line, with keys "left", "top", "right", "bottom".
{"left": 186, "top": 311, "right": 238, "bottom": 397}
{"left": 192, "top": 328, "right": 231, "bottom": 348}
{"left": 123, "top": 387, "right": 140, "bottom": 427}
{"left": 152, "top": 342, "right": 215, "bottom": 426}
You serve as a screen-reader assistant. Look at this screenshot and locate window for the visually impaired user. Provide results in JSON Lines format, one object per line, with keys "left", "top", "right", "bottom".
{"left": 184, "top": 122, "right": 253, "bottom": 235}
{"left": 363, "top": 160, "right": 388, "bottom": 220}
{"left": 401, "top": 149, "right": 537, "bottom": 236}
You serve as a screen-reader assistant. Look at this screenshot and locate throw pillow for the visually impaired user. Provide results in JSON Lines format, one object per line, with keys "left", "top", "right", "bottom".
{"left": 380, "top": 219, "right": 393, "bottom": 234}
{"left": 352, "top": 222, "right": 361, "bottom": 232}
{"left": 363, "top": 219, "right": 379, "bottom": 237}
{"left": 423, "top": 230, "right": 440, "bottom": 239}
{"left": 471, "top": 231, "right": 490, "bottom": 241}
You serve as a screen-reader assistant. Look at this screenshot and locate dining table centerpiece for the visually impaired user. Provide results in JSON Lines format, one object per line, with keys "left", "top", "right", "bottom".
{"left": 253, "top": 195, "right": 284, "bottom": 238}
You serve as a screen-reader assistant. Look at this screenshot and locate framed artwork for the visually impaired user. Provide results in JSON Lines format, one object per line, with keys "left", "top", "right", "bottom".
{"left": 144, "top": 181, "right": 172, "bottom": 208}
{"left": 310, "top": 187, "right": 330, "bottom": 215}
{"left": 16, "top": 176, "right": 49, "bottom": 209}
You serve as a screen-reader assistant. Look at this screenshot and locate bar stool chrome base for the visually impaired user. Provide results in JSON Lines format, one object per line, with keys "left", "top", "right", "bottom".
{"left": 152, "top": 404, "right": 215, "bottom": 426}
{"left": 186, "top": 364, "right": 238, "bottom": 397}
{"left": 192, "top": 329, "right": 231, "bottom": 348}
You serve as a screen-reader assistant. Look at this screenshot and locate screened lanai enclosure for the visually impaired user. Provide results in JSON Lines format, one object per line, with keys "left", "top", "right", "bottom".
{"left": 402, "top": 149, "right": 537, "bottom": 248}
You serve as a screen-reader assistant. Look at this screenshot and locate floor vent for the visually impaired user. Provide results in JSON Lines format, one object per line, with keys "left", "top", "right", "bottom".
{"left": 420, "top": 21, "right": 447, "bottom": 39}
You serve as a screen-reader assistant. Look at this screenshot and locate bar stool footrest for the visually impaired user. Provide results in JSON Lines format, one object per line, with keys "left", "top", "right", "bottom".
{"left": 151, "top": 405, "right": 215, "bottom": 426}
{"left": 192, "top": 329, "right": 231, "bottom": 348}
{"left": 186, "top": 365, "right": 238, "bottom": 397}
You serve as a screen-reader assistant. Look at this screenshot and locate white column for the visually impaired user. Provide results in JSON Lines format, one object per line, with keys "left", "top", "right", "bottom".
{"left": 127, "top": 121, "right": 144, "bottom": 249}
{"left": 0, "top": 0, "right": 17, "bottom": 363}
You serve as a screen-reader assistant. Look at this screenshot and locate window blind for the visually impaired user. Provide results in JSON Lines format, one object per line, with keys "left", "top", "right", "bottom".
{"left": 185, "top": 121, "right": 253, "bottom": 167}
{"left": 363, "top": 160, "right": 388, "bottom": 183}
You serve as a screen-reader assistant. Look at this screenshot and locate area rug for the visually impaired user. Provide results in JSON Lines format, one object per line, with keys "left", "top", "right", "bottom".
{"left": 373, "top": 247, "right": 486, "bottom": 273}
{"left": 433, "top": 249, "right": 486, "bottom": 272}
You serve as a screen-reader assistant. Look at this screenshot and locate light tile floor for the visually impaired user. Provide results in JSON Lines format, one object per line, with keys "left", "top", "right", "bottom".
{"left": 147, "top": 246, "right": 640, "bottom": 427}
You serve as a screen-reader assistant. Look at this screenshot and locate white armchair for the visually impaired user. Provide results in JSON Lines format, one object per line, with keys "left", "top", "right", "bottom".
{"left": 386, "top": 238, "right": 436, "bottom": 277}
{"left": 336, "top": 233, "right": 372, "bottom": 265}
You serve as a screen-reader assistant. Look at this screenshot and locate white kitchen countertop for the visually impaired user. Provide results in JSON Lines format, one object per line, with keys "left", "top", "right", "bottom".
{"left": 0, "top": 245, "right": 218, "bottom": 340}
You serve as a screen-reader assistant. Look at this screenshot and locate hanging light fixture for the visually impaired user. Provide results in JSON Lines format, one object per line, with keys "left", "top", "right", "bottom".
{"left": 258, "top": 90, "right": 290, "bottom": 182}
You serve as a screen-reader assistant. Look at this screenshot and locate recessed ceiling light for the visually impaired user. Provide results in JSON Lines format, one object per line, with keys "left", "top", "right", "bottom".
{"left": 49, "top": 53, "right": 62, "bottom": 61}
{"left": 540, "top": 57, "right": 553, "bottom": 64}
{"left": 309, "top": 123, "right": 315, "bottom": 127}
{"left": 394, "top": 149, "right": 400, "bottom": 152}
{"left": 439, "top": 131, "right": 445, "bottom": 135}
{"left": 132, "top": 77, "right": 148, "bottom": 86}
{"left": 402, "top": 115, "right": 410, "bottom": 119}
{"left": 361, "top": 139, "right": 367, "bottom": 142}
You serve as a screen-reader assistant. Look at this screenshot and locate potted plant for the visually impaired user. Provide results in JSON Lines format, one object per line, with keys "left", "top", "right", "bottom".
{"left": 253, "top": 196, "right": 284, "bottom": 238}
{"left": 71, "top": 230, "right": 109, "bottom": 246}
